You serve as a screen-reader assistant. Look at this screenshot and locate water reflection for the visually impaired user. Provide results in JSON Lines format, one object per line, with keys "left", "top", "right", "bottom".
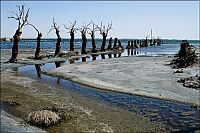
{"left": 55, "top": 61, "right": 62, "bottom": 84}
{"left": 82, "top": 57, "right": 86, "bottom": 62}
{"left": 131, "top": 49, "right": 133, "bottom": 56}
{"left": 92, "top": 55, "right": 97, "bottom": 61}
{"left": 118, "top": 53, "right": 121, "bottom": 57}
{"left": 35, "top": 64, "right": 42, "bottom": 78}
{"left": 17, "top": 55, "right": 200, "bottom": 132}
{"left": 127, "top": 49, "right": 130, "bottom": 56}
{"left": 101, "top": 54, "right": 105, "bottom": 59}
{"left": 134, "top": 50, "right": 136, "bottom": 55}
{"left": 69, "top": 58, "right": 75, "bottom": 64}
{"left": 55, "top": 61, "right": 61, "bottom": 68}
{"left": 108, "top": 53, "right": 112, "bottom": 58}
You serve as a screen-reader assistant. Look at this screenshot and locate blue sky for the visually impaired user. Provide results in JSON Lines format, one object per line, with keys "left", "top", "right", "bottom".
{"left": 1, "top": 1, "right": 199, "bottom": 40}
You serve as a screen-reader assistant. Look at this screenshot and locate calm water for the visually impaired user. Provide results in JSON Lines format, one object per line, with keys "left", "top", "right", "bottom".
{"left": 1, "top": 39, "right": 199, "bottom": 56}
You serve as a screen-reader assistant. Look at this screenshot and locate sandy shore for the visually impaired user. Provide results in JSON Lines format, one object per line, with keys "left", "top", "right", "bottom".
{"left": 44, "top": 56, "right": 200, "bottom": 106}
{"left": 1, "top": 65, "right": 166, "bottom": 132}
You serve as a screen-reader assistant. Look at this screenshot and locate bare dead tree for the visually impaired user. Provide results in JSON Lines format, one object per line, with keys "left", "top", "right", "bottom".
{"left": 28, "top": 23, "right": 42, "bottom": 59}
{"left": 79, "top": 21, "right": 91, "bottom": 54}
{"left": 88, "top": 22, "right": 98, "bottom": 52}
{"left": 64, "top": 21, "right": 78, "bottom": 51}
{"left": 113, "top": 38, "right": 118, "bottom": 48}
{"left": 48, "top": 17, "right": 61, "bottom": 57}
{"left": 8, "top": 5, "right": 30, "bottom": 63}
{"left": 96, "top": 22, "right": 112, "bottom": 51}
{"left": 107, "top": 37, "right": 113, "bottom": 49}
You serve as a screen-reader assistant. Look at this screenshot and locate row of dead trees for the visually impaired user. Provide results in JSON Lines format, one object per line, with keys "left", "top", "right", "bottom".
{"left": 8, "top": 5, "right": 113, "bottom": 63}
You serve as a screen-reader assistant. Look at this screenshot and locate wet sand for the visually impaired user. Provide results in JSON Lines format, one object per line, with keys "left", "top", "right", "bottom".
{"left": 44, "top": 56, "right": 200, "bottom": 106}
{"left": 1, "top": 68, "right": 166, "bottom": 132}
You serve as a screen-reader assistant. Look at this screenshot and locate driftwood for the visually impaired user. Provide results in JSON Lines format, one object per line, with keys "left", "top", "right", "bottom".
{"left": 178, "top": 75, "right": 200, "bottom": 89}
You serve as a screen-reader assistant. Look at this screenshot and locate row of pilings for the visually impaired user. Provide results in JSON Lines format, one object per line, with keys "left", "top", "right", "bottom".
{"left": 126, "top": 38, "right": 162, "bottom": 50}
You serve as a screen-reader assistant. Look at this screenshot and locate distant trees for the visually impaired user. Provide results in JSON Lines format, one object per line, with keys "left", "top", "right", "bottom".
{"left": 96, "top": 22, "right": 112, "bottom": 51}
{"left": 8, "top": 5, "right": 30, "bottom": 63}
{"left": 48, "top": 17, "right": 61, "bottom": 57}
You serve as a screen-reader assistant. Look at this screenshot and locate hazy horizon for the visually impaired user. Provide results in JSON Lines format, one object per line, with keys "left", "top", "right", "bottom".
{"left": 1, "top": 1, "right": 199, "bottom": 40}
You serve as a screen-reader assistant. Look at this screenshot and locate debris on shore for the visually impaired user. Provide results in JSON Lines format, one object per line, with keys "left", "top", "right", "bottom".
{"left": 28, "top": 110, "right": 61, "bottom": 127}
{"left": 177, "top": 74, "right": 200, "bottom": 89}
{"left": 170, "top": 40, "right": 199, "bottom": 69}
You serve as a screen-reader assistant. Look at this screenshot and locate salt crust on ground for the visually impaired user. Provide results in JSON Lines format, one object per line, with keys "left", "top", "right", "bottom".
{"left": 44, "top": 56, "right": 200, "bottom": 106}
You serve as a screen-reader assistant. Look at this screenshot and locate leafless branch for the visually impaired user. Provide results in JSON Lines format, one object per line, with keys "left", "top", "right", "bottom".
{"left": 64, "top": 21, "right": 78, "bottom": 33}
{"left": 27, "top": 23, "right": 40, "bottom": 34}
{"left": 8, "top": 5, "right": 30, "bottom": 30}
{"left": 96, "top": 21, "right": 112, "bottom": 36}
{"left": 88, "top": 22, "right": 98, "bottom": 35}
{"left": 47, "top": 28, "right": 54, "bottom": 36}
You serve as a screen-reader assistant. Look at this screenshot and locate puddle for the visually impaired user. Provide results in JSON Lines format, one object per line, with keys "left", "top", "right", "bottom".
{"left": 14, "top": 52, "right": 200, "bottom": 132}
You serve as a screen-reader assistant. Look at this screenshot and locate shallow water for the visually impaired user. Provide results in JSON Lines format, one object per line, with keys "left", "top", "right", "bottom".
{"left": 16, "top": 54, "right": 200, "bottom": 132}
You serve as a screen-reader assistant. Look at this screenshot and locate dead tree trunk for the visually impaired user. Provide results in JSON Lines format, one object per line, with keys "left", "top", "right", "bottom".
{"left": 81, "top": 32, "right": 87, "bottom": 54}
{"left": 10, "top": 30, "right": 21, "bottom": 63}
{"left": 113, "top": 38, "right": 118, "bottom": 48}
{"left": 8, "top": 5, "right": 30, "bottom": 63}
{"left": 101, "top": 33, "right": 107, "bottom": 51}
{"left": 55, "top": 33, "right": 61, "bottom": 56}
{"left": 88, "top": 23, "right": 98, "bottom": 53}
{"left": 96, "top": 22, "right": 112, "bottom": 52}
{"left": 91, "top": 31, "right": 97, "bottom": 52}
{"left": 79, "top": 22, "right": 91, "bottom": 54}
{"left": 70, "top": 31, "right": 74, "bottom": 51}
{"left": 35, "top": 33, "right": 42, "bottom": 59}
{"left": 64, "top": 21, "right": 77, "bottom": 51}
{"left": 28, "top": 23, "right": 42, "bottom": 59}
{"left": 48, "top": 17, "right": 61, "bottom": 57}
{"left": 107, "top": 37, "right": 112, "bottom": 49}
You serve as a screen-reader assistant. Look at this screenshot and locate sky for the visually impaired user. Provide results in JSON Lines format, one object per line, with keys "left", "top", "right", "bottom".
{"left": 1, "top": 1, "right": 199, "bottom": 40}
